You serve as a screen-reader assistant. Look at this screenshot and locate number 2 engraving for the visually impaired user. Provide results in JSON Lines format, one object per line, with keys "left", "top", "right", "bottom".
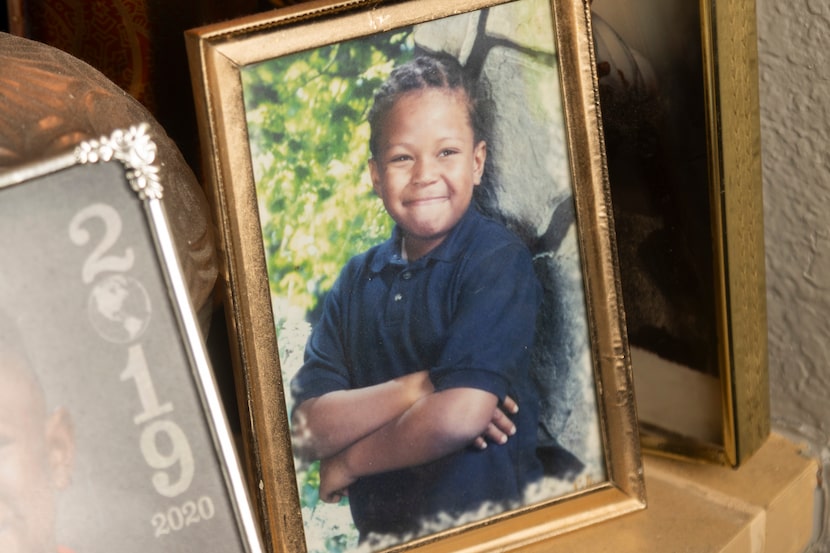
{"left": 68, "top": 203, "right": 135, "bottom": 284}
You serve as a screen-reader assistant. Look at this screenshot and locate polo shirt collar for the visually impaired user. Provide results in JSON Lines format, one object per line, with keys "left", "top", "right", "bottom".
{"left": 369, "top": 207, "right": 481, "bottom": 273}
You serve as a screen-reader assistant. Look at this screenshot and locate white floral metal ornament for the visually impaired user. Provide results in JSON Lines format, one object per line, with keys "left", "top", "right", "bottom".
{"left": 75, "top": 123, "right": 163, "bottom": 200}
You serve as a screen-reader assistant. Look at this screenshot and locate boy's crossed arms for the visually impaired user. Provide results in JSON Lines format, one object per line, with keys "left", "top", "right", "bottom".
{"left": 291, "top": 371, "right": 519, "bottom": 502}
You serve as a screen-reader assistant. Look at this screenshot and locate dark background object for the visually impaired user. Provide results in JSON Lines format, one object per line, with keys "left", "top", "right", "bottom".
{"left": 6, "top": 0, "right": 276, "bottom": 172}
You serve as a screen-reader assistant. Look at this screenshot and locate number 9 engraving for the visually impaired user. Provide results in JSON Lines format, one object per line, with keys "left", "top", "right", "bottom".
{"left": 139, "top": 419, "right": 195, "bottom": 497}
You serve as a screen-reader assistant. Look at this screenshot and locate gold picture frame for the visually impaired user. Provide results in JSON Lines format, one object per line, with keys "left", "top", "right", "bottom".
{"left": 186, "top": 0, "right": 644, "bottom": 551}
{"left": 591, "top": 0, "right": 768, "bottom": 465}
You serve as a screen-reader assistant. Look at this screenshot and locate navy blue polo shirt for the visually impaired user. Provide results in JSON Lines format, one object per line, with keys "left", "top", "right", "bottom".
{"left": 291, "top": 207, "right": 543, "bottom": 540}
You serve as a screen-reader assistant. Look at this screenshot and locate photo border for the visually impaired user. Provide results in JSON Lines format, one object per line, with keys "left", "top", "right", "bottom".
{"left": 0, "top": 124, "right": 265, "bottom": 553}
{"left": 186, "top": 1, "right": 645, "bottom": 551}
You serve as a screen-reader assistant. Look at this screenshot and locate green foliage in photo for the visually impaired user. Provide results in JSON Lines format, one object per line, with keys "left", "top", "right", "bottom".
{"left": 242, "top": 31, "right": 414, "bottom": 320}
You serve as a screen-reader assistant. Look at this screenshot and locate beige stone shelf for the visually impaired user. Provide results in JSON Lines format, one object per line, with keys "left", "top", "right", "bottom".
{"left": 521, "top": 433, "right": 819, "bottom": 553}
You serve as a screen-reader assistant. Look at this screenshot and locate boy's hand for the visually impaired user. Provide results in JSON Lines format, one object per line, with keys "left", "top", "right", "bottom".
{"left": 473, "top": 395, "right": 518, "bottom": 450}
{"left": 319, "top": 454, "right": 356, "bottom": 503}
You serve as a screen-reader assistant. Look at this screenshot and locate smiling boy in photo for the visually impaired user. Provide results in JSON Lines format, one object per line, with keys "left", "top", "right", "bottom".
{"left": 290, "top": 54, "right": 543, "bottom": 543}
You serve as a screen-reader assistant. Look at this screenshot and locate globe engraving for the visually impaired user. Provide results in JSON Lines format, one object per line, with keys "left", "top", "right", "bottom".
{"left": 88, "top": 274, "right": 151, "bottom": 343}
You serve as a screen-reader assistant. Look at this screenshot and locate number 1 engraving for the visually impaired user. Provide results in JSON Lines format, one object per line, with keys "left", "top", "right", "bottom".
{"left": 122, "top": 345, "right": 174, "bottom": 424}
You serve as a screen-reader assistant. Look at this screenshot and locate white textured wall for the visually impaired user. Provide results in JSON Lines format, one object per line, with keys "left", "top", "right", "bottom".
{"left": 756, "top": 0, "right": 830, "bottom": 549}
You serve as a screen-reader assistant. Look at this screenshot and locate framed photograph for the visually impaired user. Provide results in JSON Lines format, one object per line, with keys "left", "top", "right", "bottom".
{"left": 0, "top": 125, "right": 264, "bottom": 553}
{"left": 590, "top": 0, "right": 769, "bottom": 465}
{"left": 187, "top": 0, "right": 644, "bottom": 551}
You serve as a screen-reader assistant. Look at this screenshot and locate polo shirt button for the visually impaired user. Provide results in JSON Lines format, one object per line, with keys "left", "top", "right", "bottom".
{"left": 402, "top": 271, "right": 412, "bottom": 280}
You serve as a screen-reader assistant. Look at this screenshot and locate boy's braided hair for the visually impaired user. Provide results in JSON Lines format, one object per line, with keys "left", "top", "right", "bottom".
{"left": 368, "top": 54, "right": 487, "bottom": 158}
